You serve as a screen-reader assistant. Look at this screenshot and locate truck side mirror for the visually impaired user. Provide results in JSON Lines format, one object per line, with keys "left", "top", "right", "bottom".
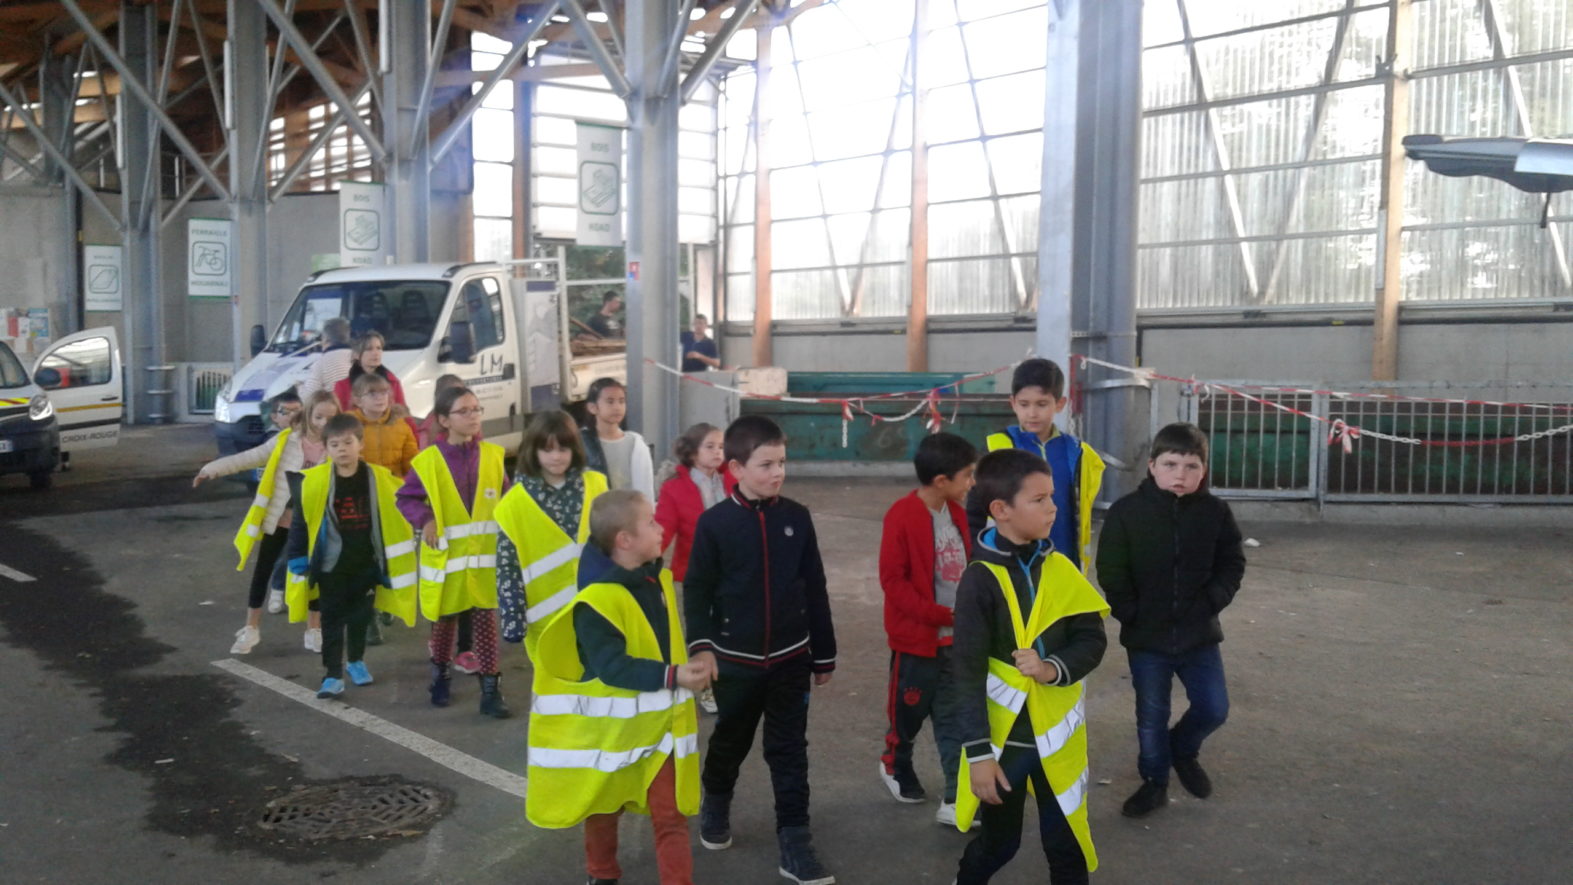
{"left": 446, "top": 320, "right": 475, "bottom": 364}
{"left": 34, "top": 367, "right": 62, "bottom": 389}
{"left": 249, "top": 324, "right": 267, "bottom": 357}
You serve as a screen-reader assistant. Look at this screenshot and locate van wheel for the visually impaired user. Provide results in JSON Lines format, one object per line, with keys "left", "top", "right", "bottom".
{"left": 29, "top": 469, "right": 52, "bottom": 490}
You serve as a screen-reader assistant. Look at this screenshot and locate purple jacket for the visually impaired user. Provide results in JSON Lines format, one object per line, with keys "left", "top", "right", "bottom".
{"left": 396, "top": 437, "right": 510, "bottom": 530}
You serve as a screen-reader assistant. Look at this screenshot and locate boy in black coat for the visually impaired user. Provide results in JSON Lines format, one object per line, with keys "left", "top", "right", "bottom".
{"left": 1096, "top": 422, "right": 1246, "bottom": 818}
{"left": 684, "top": 415, "right": 838, "bottom": 885}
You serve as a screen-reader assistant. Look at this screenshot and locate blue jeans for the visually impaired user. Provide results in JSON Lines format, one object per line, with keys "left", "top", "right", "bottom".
{"left": 1128, "top": 644, "right": 1229, "bottom": 784}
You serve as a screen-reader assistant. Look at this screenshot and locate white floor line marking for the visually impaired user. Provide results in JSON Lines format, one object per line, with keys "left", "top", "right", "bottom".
{"left": 0, "top": 562, "right": 37, "bottom": 582}
{"left": 211, "top": 657, "right": 528, "bottom": 799}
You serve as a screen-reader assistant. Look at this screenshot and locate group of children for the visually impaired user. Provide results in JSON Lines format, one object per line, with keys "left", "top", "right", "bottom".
{"left": 199, "top": 348, "right": 1246, "bottom": 885}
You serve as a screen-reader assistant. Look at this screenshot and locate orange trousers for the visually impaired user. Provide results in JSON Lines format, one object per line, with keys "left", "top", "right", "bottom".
{"left": 583, "top": 759, "right": 693, "bottom": 885}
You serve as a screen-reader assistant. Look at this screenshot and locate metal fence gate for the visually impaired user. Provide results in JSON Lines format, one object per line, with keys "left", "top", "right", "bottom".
{"left": 1172, "top": 381, "right": 1573, "bottom": 505}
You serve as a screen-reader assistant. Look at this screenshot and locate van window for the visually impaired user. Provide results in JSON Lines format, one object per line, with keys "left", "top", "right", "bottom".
{"left": 37, "top": 336, "right": 113, "bottom": 389}
{"left": 456, "top": 278, "right": 506, "bottom": 350}
{"left": 269, "top": 280, "right": 449, "bottom": 353}
{"left": 0, "top": 342, "right": 26, "bottom": 389}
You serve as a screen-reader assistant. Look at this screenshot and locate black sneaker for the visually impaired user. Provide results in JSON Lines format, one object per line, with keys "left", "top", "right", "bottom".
{"left": 1121, "top": 779, "right": 1169, "bottom": 818}
{"left": 878, "top": 761, "right": 926, "bottom": 803}
{"left": 777, "top": 825, "right": 835, "bottom": 885}
{"left": 1173, "top": 757, "right": 1213, "bottom": 798}
{"left": 699, "top": 792, "right": 732, "bottom": 850}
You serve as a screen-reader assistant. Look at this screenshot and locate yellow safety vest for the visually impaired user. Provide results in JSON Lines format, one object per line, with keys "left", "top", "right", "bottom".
{"left": 412, "top": 442, "right": 507, "bottom": 621}
{"left": 284, "top": 462, "right": 419, "bottom": 626}
{"left": 493, "top": 470, "right": 609, "bottom": 661}
{"left": 986, "top": 431, "right": 1106, "bottom": 572}
{"left": 527, "top": 569, "right": 700, "bottom": 829}
{"left": 954, "top": 556, "right": 1110, "bottom": 871}
{"left": 233, "top": 428, "right": 292, "bottom": 570}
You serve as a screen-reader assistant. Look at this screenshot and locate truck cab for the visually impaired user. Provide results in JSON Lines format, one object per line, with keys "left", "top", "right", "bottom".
{"left": 0, "top": 327, "right": 124, "bottom": 488}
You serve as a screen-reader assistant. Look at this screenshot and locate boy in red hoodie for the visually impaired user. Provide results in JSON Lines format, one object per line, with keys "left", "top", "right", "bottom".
{"left": 878, "top": 431, "right": 979, "bottom": 827}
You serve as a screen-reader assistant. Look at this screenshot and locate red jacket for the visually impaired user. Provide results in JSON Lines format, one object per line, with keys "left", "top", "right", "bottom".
{"left": 656, "top": 464, "right": 736, "bottom": 582}
{"left": 879, "top": 490, "right": 972, "bottom": 657}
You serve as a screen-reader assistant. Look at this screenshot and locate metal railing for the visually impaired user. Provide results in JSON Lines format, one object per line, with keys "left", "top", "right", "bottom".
{"left": 1173, "top": 381, "right": 1573, "bottom": 504}
{"left": 183, "top": 363, "right": 234, "bottom": 417}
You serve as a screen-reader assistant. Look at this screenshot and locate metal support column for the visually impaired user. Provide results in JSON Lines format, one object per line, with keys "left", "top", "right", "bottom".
{"left": 626, "top": 0, "right": 683, "bottom": 457}
{"left": 385, "top": 0, "right": 432, "bottom": 261}
{"left": 40, "top": 51, "right": 81, "bottom": 335}
{"left": 1373, "top": 0, "right": 1413, "bottom": 380}
{"left": 120, "top": 1, "right": 166, "bottom": 423}
{"left": 751, "top": 18, "right": 774, "bottom": 369}
{"left": 229, "top": 0, "right": 269, "bottom": 365}
{"left": 1040, "top": 0, "right": 1143, "bottom": 496}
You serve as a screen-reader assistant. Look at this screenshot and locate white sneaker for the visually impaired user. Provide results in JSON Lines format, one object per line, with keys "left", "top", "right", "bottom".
{"left": 230, "top": 626, "right": 261, "bottom": 655}
{"left": 698, "top": 687, "right": 718, "bottom": 714}
{"left": 266, "top": 589, "right": 285, "bottom": 614}
{"left": 936, "top": 801, "right": 959, "bottom": 828}
{"left": 303, "top": 628, "right": 322, "bottom": 653}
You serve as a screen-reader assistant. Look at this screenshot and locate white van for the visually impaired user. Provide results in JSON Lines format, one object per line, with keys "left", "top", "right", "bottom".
{"left": 0, "top": 327, "right": 125, "bottom": 488}
{"left": 212, "top": 260, "right": 624, "bottom": 457}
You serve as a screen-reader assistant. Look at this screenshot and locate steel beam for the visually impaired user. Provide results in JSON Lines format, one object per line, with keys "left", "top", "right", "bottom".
{"left": 907, "top": 0, "right": 928, "bottom": 371}
{"left": 256, "top": 0, "right": 386, "bottom": 161}
{"left": 751, "top": 17, "right": 773, "bottom": 368}
{"left": 269, "top": 82, "right": 373, "bottom": 201}
{"left": 625, "top": 0, "right": 683, "bottom": 456}
{"left": 561, "top": 0, "right": 634, "bottom": 98}
{"left": 385, "top": 0, "right": 430, "bottom": 261}
{"left": 1037, "top": 0, "right": 1080, "bottom": 370}
{"left": 59, "top": 0, "right": 232, "bottom": 201}
{"left": 230, "top": 0, "right": 269, "bottom": 367}
{"left": 411, "top": 0, "right": 458, "bottom": 156}
{"left": 658, "top": 0, "right": 699, "bottom": 96}
{"left": 119, "top": 2, "right": 166, "bottom": 424}
{"left": 1372, "top": 0, "right": 1412, "bottom": 381}
{"left": 430, "top": 0, "right": 560, "bottom": 168}
{"left": 40, "top": 50, "right": 81, "bottom": 335}
{"left": 0, "top": 77, "right": 120, "bottom": 230}
{"left": 679, "top": 0, "right": 759, "bottom": 104}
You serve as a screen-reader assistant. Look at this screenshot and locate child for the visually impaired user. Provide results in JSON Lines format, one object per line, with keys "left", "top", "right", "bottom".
{"left": 965, "top": 358, "right": 1104, "bottom": 573}
{"left": 655, "top": 422, "right": 734, "bottom": 715}
{"left": 417, "top": 373, "right": 467, "bottom": 449}
{"left": 527, "top": 489, "right": 710, "bottom": 885}
{"left": 396, "top": 386, "right": 512, "bottom": 717}
{"left": 581, "top": 377, "right": 654, "bottom": 498}
{"left": 250, "top": 389, "right": 301, "bottom": 494}
{"left": 349, "top": 372, "right": 418, "bottom": 478}
{"left": 332, "top": 331, "right": 408, "bottom": 410}
{"left": 684, "top": 415, "right": 837, "bottom": 885}
{"left": 877, "top": 432, "right": 977, "bottom": 826}
{"left": 415, "top": 373, "right": 479, "bottom": 673}
{"left": 284, "top": 414, "right": 419, "bottom": 699}
{"left": 195, "top": 389, "right": 332, "bottom": 654}
{"left": 952, "top": 449, "right": 1109, "bottom": 885}
{"left": 494, "top": 411, "right": 609, "bottom": 654}
{"left": 1095, "top": 422, "right": 1244, "bottom": 819}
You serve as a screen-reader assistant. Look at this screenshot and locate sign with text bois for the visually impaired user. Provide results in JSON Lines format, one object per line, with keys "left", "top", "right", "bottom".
{"left": 577, "top": 122, "right": 622, "bottom": 247}
{"left": 340, "top": 181, "right": 387, "bottom": 268}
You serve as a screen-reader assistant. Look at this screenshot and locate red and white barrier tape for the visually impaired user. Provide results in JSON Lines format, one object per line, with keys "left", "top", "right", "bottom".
{"left": 1073, "top": 355, "right": 1573, "bottom": 450}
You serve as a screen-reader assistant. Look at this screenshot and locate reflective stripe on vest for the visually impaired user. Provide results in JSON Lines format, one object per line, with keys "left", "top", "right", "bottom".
{"left": 953, "top": 557, "right": 1110, "bottom": 870}
{"left": 232, "top": 428, "right": 292, "bottom": 570}
{"left": 285, "top": 462, "right": 419, "bottom": 627}
{"left": 494, "top": 470, "right": 608, "bottom": 661}
{"left": 412, "top": 442, "right": 507, "bottom": 620}
{"left": 525, "top": 568, "right": 700, "bottom": 829}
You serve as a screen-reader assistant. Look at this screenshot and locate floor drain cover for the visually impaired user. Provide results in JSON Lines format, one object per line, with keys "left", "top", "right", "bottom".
{"left": 257, "top": 776, "right": 451, "bottom": 841}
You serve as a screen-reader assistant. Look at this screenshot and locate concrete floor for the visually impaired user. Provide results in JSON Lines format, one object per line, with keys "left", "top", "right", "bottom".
{"left": 1, "top": 426, "right": 1570, "bottom": 884}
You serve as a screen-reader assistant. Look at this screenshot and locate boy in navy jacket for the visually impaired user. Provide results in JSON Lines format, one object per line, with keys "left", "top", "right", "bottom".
{"left": 684, "top": 415, "right": 837, "bottom": 885}
{"left": 877, "top": 432, "right": 977, "bottom": 826}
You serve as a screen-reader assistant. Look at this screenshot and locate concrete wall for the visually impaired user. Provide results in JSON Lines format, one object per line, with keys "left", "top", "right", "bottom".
{"left": 0, "top": 188, "right": 70, "bottom": 343}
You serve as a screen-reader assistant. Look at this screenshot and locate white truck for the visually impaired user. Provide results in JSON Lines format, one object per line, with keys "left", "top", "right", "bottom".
{"left": 211, "top": 259, "right": 625, "bottom": 458}
{"left": 0, "top": 326, "right": 125, "bottom": 488}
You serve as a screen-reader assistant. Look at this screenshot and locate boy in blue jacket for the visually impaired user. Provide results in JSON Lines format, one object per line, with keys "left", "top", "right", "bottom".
{"left": 684, "top": 415, "right": 837, "bottom": 885}
{"left": 966, "top": 358, "right": 1104, "bottom": 572}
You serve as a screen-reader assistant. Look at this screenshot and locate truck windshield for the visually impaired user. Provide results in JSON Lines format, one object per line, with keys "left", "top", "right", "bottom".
{"left": 0, "top": 342, "right": 28, "bottom": 389}
{"left": 268, "top": 280, "right": 450, "bottom": 353}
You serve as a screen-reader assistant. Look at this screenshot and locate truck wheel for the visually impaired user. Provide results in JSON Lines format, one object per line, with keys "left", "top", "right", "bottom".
{"left": 29, "top": 469, "right": 53, "bottom": 490}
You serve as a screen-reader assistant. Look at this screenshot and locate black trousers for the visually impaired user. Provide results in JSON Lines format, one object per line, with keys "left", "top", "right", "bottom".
{"left": 882, "top": 647, "right": 964, "bottom": 801}
{"left": 246, "top": 528, "right": 289, "bottom": 609}
{"left": 702, "top": 654, "right": 813, "bottom": 830}
{"left": 956, "top": 745, "right": 1089, "bottom": 885}
{"left": 318, "top": 569, "right": 377, "bottom": 678}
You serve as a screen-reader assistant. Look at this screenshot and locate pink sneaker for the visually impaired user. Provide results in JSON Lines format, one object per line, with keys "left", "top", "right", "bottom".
{"left": 452, "top": 651, "right": 481, "bottom": 675}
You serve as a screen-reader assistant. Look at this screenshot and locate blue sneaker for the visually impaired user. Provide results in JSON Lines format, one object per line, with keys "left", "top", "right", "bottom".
{"left": 317, "top": 677, "right": 345, "bottom": 698}
{"left": 345, "top": 660, "right": 373, "bottom": 686}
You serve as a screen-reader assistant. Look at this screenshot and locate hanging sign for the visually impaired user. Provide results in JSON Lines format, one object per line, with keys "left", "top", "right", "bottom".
{"left": 83, "top": 244, "right": 123, "bottom": 312}
{"left": 576, "top": 122, "right": 623, "bottom": 247}
{"left": 339, "top": 181, "right": 387, "bottom": 268}
{"left": 187, "top": 217, "right": 233, "bottom": 299}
